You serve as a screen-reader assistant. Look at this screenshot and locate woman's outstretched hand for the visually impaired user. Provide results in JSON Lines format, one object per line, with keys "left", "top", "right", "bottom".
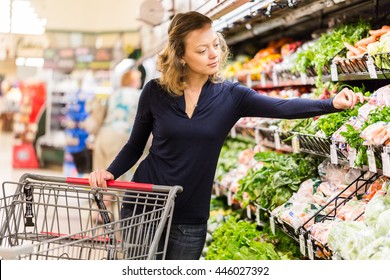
{"left": 332, "top": 88, "right": 369, "bottom": 110}
{"left": 89, "top": 169, "right": 114, "bottom": 188}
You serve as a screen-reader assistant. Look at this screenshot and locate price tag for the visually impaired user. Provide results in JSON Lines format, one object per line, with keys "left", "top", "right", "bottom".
{"left": 214, "top": 183, "right": 221, "bottom": 197}
{"left": 246, "top": 205, "right": 252, "bottom": 219}
{"left": 270, "top": 215, "right": 275, "bottom": 235}
{"left": 307, "top": 238, "right": 314, "bottom": 260}
{"left": 367, "top": 56, "right": 378, "bottom": 79}
{"left": 367, "top": 148, "right": 377, "bottom": 173}
{"left": 274, "top": 132, "right": 281, "bottom": 150}
{"left": 382, "top": 152, "right": 390, "bottom": 177}
{"left": 255, "top": 206, "right": 261, "bottom": 226}
{"left": 272, "top": 70, "right": 278, "bottom": 86}
{"left": 246, "top": 74, "right": 252, "bottom": 88}
{"left": 330, "top": 143, "right": 338, "bottom": 165}
{"left": 260, "top": 72, "right": 266, "bottom": 87}
{"left": 299, "top": 234, "right": 306, "bottom": 256}
{"left": 348, "top": 147, "right": 356, "bottom": 168}
{"left": 292, "top": 135, "right": 300, "bottom": 153}
{"left": 300, "top": 73, "right": 307, "bottom": 85}
{"left": 230, "top": 127, "right": 237, "bottom": 138}
{"left": 227, "top": 189, "right": 232, "bottom": 206}
{"left": 331, "top": 62, "right": 338, "bottom": 81}
{"left": 255, "top": 128, "right": 260, "bottom": 144}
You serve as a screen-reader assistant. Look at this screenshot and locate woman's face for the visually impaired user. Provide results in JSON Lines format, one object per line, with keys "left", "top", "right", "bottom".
{"left": 182, "top": 24, "right": 220, "bottom": 78}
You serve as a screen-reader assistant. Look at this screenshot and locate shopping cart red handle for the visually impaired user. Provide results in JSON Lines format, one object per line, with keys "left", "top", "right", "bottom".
{"left": 18, "top": 173, "right": 182, "bottom": 193}
{"left": 66, "top": 177, "right": 154, "bottom": 192}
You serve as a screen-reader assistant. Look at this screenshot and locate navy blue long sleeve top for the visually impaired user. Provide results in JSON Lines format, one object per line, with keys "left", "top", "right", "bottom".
{"left": 107, "top": 79, "right": 340, "bottom": 224}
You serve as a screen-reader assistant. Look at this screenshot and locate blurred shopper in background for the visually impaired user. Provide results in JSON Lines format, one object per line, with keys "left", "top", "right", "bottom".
{"left": 92, "top": 68, "right": 143, "bottom": 216}
{"left": 89, "top": 11, "right": 367, "bottom": 259}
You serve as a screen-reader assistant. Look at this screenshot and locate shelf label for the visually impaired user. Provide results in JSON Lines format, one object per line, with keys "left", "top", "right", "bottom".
{"left": 260, "top": 72, "right": 266, "bottom": 87}
{"left": 331, "top": 62, "right": 338, "bottom": 81}
{"left": 270, "top": 215, "right": 275, "bottom": 235}
{"left": 292, "top": 135, "right": 300, "bottom": 153}
{"left": 255, "top": 206, "right": 261, "bottom": 226}
{"left": 367, "top": 148, "right": 377, "bottom": 173}
{"left": 382, "top": 152, "right": 390, "bottom": 177}
{"left": 246, "top": 74, "right": 252, "bottom": 88}
{"left": 348, "top": 147, "right": 356, "bottom": 168}
{"left": 307, "top": 238, "right": 314, "bottom": 260}
{"left": 246, "top": 205, "right": 252, "bottom": 219}
{"left": 367, "top": 56, "right": 378, "bottom": 79}
{"left": 274, "top": 132, "right": 281, "bottom": 150}
{"left": 330, "top": 143, "right": 338, "bottom": 165}
{"left": 300, "top": 73, "right": 307, "bottom": 84}
{"left": 272, "top": 70, "right": 278, "bottom": 86}
{"left": 230, "top": 126, "right": 237, "bottom": 138}
{"left": 227, "top": 189, "right": 233, "bottom": 206}
{"left": 214, "top": 183, "right": 221, "bottom": 197}
{"left": 255, "top": 128, "right": 260, "bottom": 144}
{"left": 299, "top": 234, "right": 306, "bottom": 256}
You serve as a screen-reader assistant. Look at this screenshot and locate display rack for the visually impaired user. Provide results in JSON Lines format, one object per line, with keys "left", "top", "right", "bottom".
{"left": 303, "top": 172, "right": 379, "bottom": 259}
{"left": 202, "top": 0, "right": 390, "bottom": 260}
{"left": 256, "top": 126, "right": 293, "bottom": 152}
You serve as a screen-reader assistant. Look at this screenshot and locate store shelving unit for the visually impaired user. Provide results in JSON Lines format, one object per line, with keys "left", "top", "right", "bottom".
{"left": 205, "top": 0, "right": 390, "bottom": 260}
{"left": 136, "top": 0, "right": 390, "bottom": 260}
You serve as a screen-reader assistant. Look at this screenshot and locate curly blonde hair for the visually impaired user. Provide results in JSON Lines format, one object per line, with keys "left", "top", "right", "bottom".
{"left": 157, "top": 11, "right": 230, "bottom": 96}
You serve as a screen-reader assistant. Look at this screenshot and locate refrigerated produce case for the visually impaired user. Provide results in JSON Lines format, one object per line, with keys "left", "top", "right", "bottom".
{"left": 202, "top": 0, "right": 390, "bottom": 260}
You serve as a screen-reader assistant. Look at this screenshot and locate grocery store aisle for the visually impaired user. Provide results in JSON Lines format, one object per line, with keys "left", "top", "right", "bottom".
{"left": 0, "top": 131, "right": 64, "bottom": 183}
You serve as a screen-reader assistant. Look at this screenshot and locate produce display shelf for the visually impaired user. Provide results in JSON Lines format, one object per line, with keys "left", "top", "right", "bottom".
{"left": 322, "top": 72, "right": 390, "bottom": 82}
{"left": 234, "top": 124, "right": 257, "bottom": 139}
{"left": 304, "top": 52, "right": 390, "bottom": 81}
{"left": 251, "top": 75, "right": 316, "bottom": 89}
{"left": 256, "top": 127, "right": 293, "bottom": 151}
{"left": 293, "top": 133, "right": 345, "bottom": 159}
{"left": 302, "top": 172, "right": 379, "bottom": 259}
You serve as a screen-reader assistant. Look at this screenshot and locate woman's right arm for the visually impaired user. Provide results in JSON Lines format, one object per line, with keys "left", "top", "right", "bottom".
{"left": 89, "top": 81, "right": 154, "bottom": 188}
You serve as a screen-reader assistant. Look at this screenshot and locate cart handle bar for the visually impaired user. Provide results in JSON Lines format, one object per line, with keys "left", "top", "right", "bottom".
{"left": 66, "top": 177, "right": 154, "bottom": 191}
{"left": 18, "top": 173, "right": 182, "bottom": 193}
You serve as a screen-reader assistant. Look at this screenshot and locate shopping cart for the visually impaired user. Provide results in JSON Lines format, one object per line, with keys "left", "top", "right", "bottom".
{"left": 0, "top": 173, "right": 182, "bottom": 260}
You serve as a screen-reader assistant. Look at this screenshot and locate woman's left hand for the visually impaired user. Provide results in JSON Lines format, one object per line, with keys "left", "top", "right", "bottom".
{"left": 332, "top": 88, "right": 369, "bottom": 110}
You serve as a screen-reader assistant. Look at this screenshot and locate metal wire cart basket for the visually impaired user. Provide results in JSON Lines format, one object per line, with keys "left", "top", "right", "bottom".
{"left": 0, "top": 173, "right": 182, "bottom": 260}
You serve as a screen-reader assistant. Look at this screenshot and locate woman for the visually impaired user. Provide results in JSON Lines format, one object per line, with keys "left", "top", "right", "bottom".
{"left": 89, "top": 11, "right": 366, "bottom": 259}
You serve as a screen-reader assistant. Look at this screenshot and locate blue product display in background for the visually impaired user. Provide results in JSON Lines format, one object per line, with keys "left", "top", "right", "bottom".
{"left": 64, "top": 90, "right": 92, "bottom": 175}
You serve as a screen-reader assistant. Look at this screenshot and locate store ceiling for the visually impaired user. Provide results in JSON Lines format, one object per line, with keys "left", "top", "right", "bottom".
{"left": 30, "top": 0, "right": 145, "bottom": 33}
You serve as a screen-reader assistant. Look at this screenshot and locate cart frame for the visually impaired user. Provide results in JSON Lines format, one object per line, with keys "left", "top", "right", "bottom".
{"left": 0, "top": 173, "right": 182, "bottom": 260}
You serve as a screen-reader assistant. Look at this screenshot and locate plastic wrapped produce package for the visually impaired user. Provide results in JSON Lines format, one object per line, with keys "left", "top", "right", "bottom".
{"left": 375, "top": 209, "right": 390, "bottom": 237}
{"left": 358, "top": 236, "right": 390, "bottom": 260}
{"left": 327, "top": 221, "right": 376, "bottom": 260}
{"left": 364, "top": 189, "right": 390, "bottom": 228}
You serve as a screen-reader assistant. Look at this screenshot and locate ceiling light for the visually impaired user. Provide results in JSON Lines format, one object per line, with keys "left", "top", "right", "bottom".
{"left": 0, "top": 0, "right": 46, "bottom": 35}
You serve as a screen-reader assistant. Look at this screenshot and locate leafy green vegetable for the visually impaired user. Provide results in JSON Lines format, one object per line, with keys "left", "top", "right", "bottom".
{"left": 293, "top": 21, "right": 371, "bottom": 85}
{"left": 317, "top": 85, "right": 370, "bottom": 137}
{"left": 205, "top": 217, "right": 301, "bottom": 260}
{"left": 339, "top": 98, "right": 390, "bottom": 167}
{"left": 236, "top": 151, "right": 320, "bottom": 210}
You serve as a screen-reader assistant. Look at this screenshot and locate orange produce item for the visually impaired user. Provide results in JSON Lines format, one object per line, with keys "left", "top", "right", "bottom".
{"left": 355, "top": 35, "right": 377, "bottom": 47}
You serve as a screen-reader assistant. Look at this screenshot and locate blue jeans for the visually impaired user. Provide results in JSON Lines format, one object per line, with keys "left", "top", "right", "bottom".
{"left": 159, "top": 223, "right": 207, "bottom": 260}
{"left": 120, "top": 206, "right": 207, "bottom": 260}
